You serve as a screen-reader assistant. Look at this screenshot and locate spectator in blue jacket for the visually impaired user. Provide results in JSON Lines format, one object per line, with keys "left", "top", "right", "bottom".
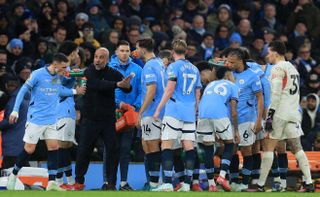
{"left": 103, "top": 40, "right": 142, "bottom": 191}
{"left": 0, "top": 74, "right": 29, "bottom": 170}
{"left": 109, "top": 40, "right": 142, "bottom": 111}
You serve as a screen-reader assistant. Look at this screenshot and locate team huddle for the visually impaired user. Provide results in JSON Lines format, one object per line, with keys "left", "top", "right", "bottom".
{"left": 137, "top": 39, "right": 314, "bottom": 192}
{"left": 3, "top": 37, "right": 314, "bottom": 192}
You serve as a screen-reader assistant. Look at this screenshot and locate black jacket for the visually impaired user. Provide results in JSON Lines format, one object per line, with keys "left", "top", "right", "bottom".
{"left": 81, "top": 64, "right": 131, "bottom": 121}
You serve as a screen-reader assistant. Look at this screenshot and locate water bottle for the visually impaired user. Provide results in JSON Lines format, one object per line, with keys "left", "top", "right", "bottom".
{"left": 208, "top": 59, "right": 225, "bottom": 67}
{"left": 65, "top": 70, "right": 85, "bottom": 77}
{"left": 80, "top": 77, "right": 87, "bottom": 87}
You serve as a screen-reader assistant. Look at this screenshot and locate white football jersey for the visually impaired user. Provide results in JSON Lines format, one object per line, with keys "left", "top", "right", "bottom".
{"left": 269, "top": 60, "right": 301, "bottom": 122}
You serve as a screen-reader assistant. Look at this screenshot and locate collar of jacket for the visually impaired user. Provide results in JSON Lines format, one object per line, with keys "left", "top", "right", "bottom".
{"left": 110, "top": 54, "right": 133, "bottom": 70}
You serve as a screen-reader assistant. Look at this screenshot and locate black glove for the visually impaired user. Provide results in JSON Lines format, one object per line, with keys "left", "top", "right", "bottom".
{"left": 265, "top": 109, "right": 275, "bottom": 132}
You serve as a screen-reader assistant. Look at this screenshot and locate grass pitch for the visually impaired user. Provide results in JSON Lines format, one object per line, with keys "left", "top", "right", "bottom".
{"left": 0, "top": 191, "right": 319, "bottom": 197}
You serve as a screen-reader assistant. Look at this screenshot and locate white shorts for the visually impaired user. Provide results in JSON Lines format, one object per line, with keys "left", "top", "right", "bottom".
{"left": 161, "top": 116, "right": 196, "bottom": 141}
{"left": 141, "top": 117, "right": 162, "bottom": 141}
{"left": 269, "top": 117, "right": 303, "bottom": 140}
{"left": 239, "top": 122, "right": 256, "bottom": 146}
{"left": 23, "top": 122, "right": 58, "bottom": 144}
{"left": 196, "top": 118, "right": 233, "bottom": 143}
{"left": 172, "top": 139, "right": 182, "bottom": 150}
{"left": 57, "top": 118, "right": 76, "bottom": 142}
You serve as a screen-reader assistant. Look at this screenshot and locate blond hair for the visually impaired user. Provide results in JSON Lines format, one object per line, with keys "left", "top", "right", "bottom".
{"left": 172, "top": 39, "right": 187, "bottom": 55}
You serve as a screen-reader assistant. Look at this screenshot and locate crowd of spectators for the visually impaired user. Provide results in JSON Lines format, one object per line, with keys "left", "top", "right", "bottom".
{"left": 0, "top": 0, "right": 319, "bottom": 161}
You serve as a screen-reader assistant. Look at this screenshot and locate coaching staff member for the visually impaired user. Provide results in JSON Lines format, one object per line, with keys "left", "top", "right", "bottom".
{"left": 74, "top": 47, "right": 132, "bottom": 190}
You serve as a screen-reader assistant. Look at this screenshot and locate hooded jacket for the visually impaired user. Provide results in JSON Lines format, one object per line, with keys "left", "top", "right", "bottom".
{"left": 109, "top": 55, "right": 142, "bottom": 111}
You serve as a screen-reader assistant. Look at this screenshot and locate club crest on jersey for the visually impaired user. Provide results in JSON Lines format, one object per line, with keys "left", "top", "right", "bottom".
{"left": 52, "top": 78, "right": 61, "bottom": 84}
{"left": 239, "top": 79, "right": 245, "bottom": 84}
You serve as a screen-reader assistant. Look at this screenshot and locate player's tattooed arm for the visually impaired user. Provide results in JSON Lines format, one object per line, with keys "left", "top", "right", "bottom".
{"left": 230, "top": 99, "right": 240, "bottom": 143}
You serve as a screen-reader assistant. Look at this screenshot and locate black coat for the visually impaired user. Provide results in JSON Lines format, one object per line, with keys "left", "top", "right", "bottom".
{"left": 81, "top": 64, "right": 131, "bottom": 121}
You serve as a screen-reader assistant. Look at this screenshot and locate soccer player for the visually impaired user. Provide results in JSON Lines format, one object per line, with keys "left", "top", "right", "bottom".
{"left": 225, "top": 48, "right": 264, "bottom": 191}
{"left": 257, "top": 41, "right": 314, "bottom": 192}
{"left": 136, "top": 38, "right": 166, "bottom": 190}
{"left": 197, "top": 66, "right": 240, "bottom": 192}
{"left": 7, "top": 53, "right": 85, "bottom": 191}
{"left": 241, "top": 47, "right": 271, "bottom": 186}
{"left": 262, "top": 60, "right": 288, "bottom": 192}
{"left": 153, "top": 39, "right": 202, "bottom": 192}
{"left": 56, "top": 41, "right": 82, "bottom": 189}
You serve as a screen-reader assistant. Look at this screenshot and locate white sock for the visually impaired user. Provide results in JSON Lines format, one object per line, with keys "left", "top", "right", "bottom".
{"left": 274, "top": 176, "right": 281, "bottom": 183}
{"left": 280, "top": 179, "right": 287, "bottom": 188}
{"left": 295, "top": 150, "right": 312, "bottom": 184}
{"left": 251, "top": 179, "right": 258, "bottom": 185}
{"left": 192, "top": 180, "right": 199, "bottom": 184}
{"left": 220, "top": 170, "right": 227, "bottom": 178}
{"left": 67, "top": 176, "right": 75, "bottom": 185}
{"left": 257, "top": 151, "right": 274, "bottom": 186}
{"left": 56, "top": 178, "right": 63, "bottom": 186}
{"left": 208, "top": 179, "right": 216, "bottom": 186}
{"left": 150, "top": 182, "right": 157, "bottom": 187}
{"left": 302, "top": 175, "right": 306, "bottom": 182}
{"left": 242, "top": 184, "right": 248, "bottom": 188}
{"left": 121, "top": 181, "right": 127, "bottom": 187}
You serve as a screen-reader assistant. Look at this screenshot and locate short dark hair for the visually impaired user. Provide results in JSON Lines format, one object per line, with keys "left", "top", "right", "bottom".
{"left": 58, "top": 40, "right": 78, "bottom": 56}
{"left": 0, "top": 49, "right": 7, "bottom": 55}
{"left": 195, "top": 61, "right": 211, "bottom": 72}
{"left": 220, "top": 47, "right": 232, "bottom": 58}
{"left": 81, "top": 22, "right": 94, "bottom": 31}
{"left": 216, "top": 66, "right": 230, "bottom": 80}
{"left": 158, "top": 49, "right": 171, "bottom": 59}
{"left": 137, "top": 38, "right": 155, "bottom": 52}
{"left": 172, "top": 39, "right": 187, "bottom": 55}
{"left": 269, "top": 41, "right": 286, "bottom": 56}
{"left": 53, "top": 53, "right": 69, "bottom": 63}
{"left": 117, "top": 40, "right": 130, "bottom": 48}
{"left": 54, "top": 26, "right": 67, "bottom": 33}
{"left": 187, "top": 41, "right": 197, "bottom": 48}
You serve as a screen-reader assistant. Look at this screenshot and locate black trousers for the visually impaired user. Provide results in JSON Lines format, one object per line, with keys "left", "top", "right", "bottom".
{"left": 105, "top": 128, "right": 133, "bottom": 184}
{"left": 1, "top": 156, "right": 17, "bottom": 170}
{"left": 75, "top": 118, "right": 116, "bottom": 184}
{"left": 0, "top": 156, "right": 30, "bottom": 173}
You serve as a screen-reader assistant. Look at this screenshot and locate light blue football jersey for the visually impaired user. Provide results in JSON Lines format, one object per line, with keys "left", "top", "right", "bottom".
{"left": 248, "top": 61, "right": 271, "bottom": 109}
{"left": 57, "top": 76, "right": 76, "bottom": 120}
{"left": 13, "top": 67, "right": 72, "bottom": 125}
{"left": 199, "top": 79, "right": 239, "bottom": 119}
{"left": 164, "top": 59, "right": 202, "bottom": 122}
{"left": 261, "top": 75, "right": 271, "bottom": 109}
{"left": 264, "top": 63, "right": 273, "bottom": 79}
{"left": 247, "top": 61, "right": 264, "bottom": 78}
{"left": 141, "top": 57, "right": 166, "bottom": 118}
{"left": 233, "top": 68, "right": 262, "bottom": 124}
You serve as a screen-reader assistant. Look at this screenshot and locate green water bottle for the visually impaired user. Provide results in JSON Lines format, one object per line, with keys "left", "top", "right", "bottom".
{"left": 80, "top": 77, "right": 87, "bottom": 87}
{"left": 66, "top": 70, "right": 85, "bottom": 77}
{"left": 208, "top": 59, "right": 225, "bottom": 67}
